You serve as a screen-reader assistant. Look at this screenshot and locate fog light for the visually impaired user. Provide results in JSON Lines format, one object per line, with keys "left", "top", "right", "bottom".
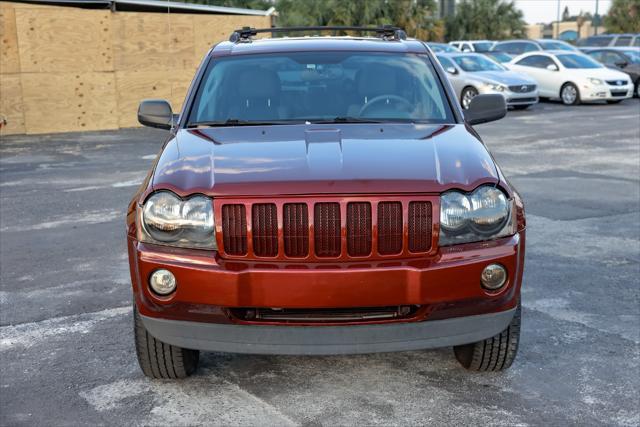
{"left": 481, "top": 264, "right": 507, "bottom": 290}
{"left": 149, "top": 269, "right": 176, "bottom": 295}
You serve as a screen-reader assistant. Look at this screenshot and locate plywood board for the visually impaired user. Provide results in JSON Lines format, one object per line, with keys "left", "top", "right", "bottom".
{"left": 14, "top": 8, "right": 113, "bottom": 73}
{"left": 112, "top": 13, "right": 195, "bottom": 72}
{"left": 115, "top": 69, "right": 193, "bottom": 128}
{"left": 193, "top": 15, "right": 269, "bottom": 64}
{"left": 0, "top": 73, "right": 25, "bottom": 135}
{"left": 21, "top": 72, "right": 118, "bottom": 134}
{"left": 0, "top": 7, "right": 20, "bottom": 74}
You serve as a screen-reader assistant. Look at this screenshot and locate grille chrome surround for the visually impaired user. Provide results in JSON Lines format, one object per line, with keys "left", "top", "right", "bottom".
{"left": 508, "top": 84, "right": 536, "bottom": 93}
{"left": 216, "top": 196, "right": 437, "bottom": 260}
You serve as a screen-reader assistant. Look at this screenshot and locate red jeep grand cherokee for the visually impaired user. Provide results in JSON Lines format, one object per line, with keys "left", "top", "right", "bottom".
{"left": 127, "top": 27, "right": 526, "bottom": 379}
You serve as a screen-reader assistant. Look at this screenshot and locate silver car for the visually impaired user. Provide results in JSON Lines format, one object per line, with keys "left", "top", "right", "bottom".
{"left": 437, "top": 53, "right": 539, "bottom": 110}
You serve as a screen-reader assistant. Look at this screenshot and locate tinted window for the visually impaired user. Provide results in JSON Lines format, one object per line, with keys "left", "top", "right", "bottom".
{"left": 452, "top": 55, "right": 503, "bottom": 71}
{"left": 436, "top": 55, "right": 456, "bottom": 69}
{"left": 485, "top": 52, "right": 512, "bottom": 63}
{"left": 582, "top": 36, "right": 613, "bottom": 46}
{"left": 515, "top": 55, "right": 555, "bottom": 68}
{"left": 189, "top": 52, "right": 454, "bottom": 125}
{"left": 472, "top": 42, "right": 493, "bottom": 52}
{"left": 634, "top": 37, "right": 640, "bottom": 47}
{"left": 601, "top": 51, "right": 625, "bottom": 65}
{"left": 556, "top": 53, "right": 603, "bottom": 69}
{"left": 621, "top": 50, "right": 640, "bottom": 63}
{"left": 538, "top": 40, "right": 575, "bottom": 51}
{"left": 614, "top": 36, "right": 632, "bottom": 46}
{"left": 587, "top": 51, "right": 605, "bottom": 62}
{"left": 494, "top": 42, "right": 538, "bottom": 54}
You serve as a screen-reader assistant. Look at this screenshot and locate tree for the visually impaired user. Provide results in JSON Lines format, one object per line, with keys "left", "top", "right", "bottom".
{"left": 178, "top": 0, "right": 273, "bottom": 10}
{"left": 604, "top": 0, "right": 640, "bottom": 33}
{"left": 562, "top": 5, "right": 570, "bottom": 21}
{"left": 444, "top": 0, "right": 526, "bottom": 41}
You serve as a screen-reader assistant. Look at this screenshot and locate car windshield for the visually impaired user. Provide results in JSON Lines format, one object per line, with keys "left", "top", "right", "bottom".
{"left": 556, "top": 53, "right": 603, "bottom": 69}
{"left": 187, "top": 52, "right": 454, "bottom": 126}
{"left": 622, "top": 50, "right": 640, "bottom": 63}
{"left": 472, "top": 42, "right": 493, "bottom": 52}
{"left": 538, "top": 41, "right": 575, "bottom": 51}
{"left": 486, "top": 52, "right": 512, "bottom": 63}
{"left": 452, "top": 55, "right": 504, "bottom": 71}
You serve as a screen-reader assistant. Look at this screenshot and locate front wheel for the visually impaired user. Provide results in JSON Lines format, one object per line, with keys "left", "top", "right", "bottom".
{"left": 560, "top": 83, "right": 580, "bottom": 105}
{"left": 134, "top": 305, "right": 200, "bottom": 379}
{"left": 461, "top": 87, "right": 478, "bottom": 110}
{"left": 453, "top": 302, "right": 521, "bottom": 371}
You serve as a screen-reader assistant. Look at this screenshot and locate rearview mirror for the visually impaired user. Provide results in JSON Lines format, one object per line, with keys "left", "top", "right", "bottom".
{"left": 546, "top": 64, "right": 559, "bottom": 71}
{"left": 614, "top": 60, "right": 628, "bottom": 68}
{"left": 138, "top": 99, "right": 174, "bottom": 130}
{"left": 445, "top": 66, "right": 458, "bottom": 75}
{"left": 464, "top": 94, "right": 506, "bottom": 125}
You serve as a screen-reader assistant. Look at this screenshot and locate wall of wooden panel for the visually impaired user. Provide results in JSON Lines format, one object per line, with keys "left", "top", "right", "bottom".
{"left": 0, "top": 1, "right": 270, "bottom": 135}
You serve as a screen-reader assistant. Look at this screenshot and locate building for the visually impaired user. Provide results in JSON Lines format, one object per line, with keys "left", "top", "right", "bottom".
{"left": 526, "top": 20, "right": 598, "bottom": 42}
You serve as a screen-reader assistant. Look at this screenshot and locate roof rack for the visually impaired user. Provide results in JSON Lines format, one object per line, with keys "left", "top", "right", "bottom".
{"left": 228, "top": 26, "right": 408, "bottom": 43}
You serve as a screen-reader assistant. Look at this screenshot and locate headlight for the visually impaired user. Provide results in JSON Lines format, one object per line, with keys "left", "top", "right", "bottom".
{"left": 483, "top": 82, "right": 506, "bottom": 92}
{"left": 139, "top": 191, "right": 216, "bottom": 249}
{"left": 587, "top": 77, "right": 604, "bottom": 85}
{"left": 439, "top": 186, "right": 514, "bottom": 246}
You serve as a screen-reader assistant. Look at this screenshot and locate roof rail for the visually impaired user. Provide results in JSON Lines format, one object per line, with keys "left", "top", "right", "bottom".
{"left": 228, "top": 26, "right": 408, "bottom": 43}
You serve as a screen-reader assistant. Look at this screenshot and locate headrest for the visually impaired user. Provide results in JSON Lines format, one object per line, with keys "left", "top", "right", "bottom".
{"left": 357, "top": 64, "right": 397, "bottom": 97}
{"left": 236, "top": 67, "right": 281, "bottom": 98}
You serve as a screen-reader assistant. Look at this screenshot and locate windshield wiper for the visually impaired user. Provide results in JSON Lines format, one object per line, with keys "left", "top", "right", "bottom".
{"left": 186, "top": 119, "right": 296, "bottom": 128}
{"left": 309, "top": 117, "right": 386, "bottom": 124}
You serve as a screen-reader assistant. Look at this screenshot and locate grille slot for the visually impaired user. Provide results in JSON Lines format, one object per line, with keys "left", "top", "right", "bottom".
{"left": 221, "top": 204, "right": 247, "bottom": 255}
{"left": 408, "top": 201, "right": 432, "bottom": 252}
{"left": 314, "top": 203, "right": 341, "bottom": 257}
{"left": 347, "top": 202, "right": 372, "bottom": 256}
{"left": 283, "top": 203, "right": 309, "bottom": 257}
{"left": 252, "top": 204, "right": 278, "bottom": 257}
{"left": 377, "top": 202, "right": 403, "bottom": 255}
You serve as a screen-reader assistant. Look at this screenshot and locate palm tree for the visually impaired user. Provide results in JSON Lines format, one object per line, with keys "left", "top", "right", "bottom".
{"left": 445, "top": 0, "right": 526, "bottom": 41}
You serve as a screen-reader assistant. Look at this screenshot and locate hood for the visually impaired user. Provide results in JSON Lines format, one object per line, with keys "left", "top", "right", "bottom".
{"left": 472, "top": 70, "right": 536, "bottom": 86}
{"left": 569, "top": 67, "right": 631, "bottom": 80}
{"left": 151, "top": 124, "right": 499, "bottom": 197}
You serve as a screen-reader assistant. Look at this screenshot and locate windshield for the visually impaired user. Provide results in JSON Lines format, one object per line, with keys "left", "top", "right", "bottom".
{"left": 622, "top": 50, "right": 640, "bottom": 63}
{"left": 187, "top": 52, "right": 454, "bottom": 126}
{"left": 538, "top": 41, "right": 575, "bottom": 51}
{"left": 486, "top": 52, "right": 512, "bottom": 63}
{"left": 472, "top": 42, "right": 494, "bottom": 52}
{"left": 556, "top": 53, "right": 603, "bottom": 69}
{"left": 452, "top": 55, "right": 504, "bottom": 71}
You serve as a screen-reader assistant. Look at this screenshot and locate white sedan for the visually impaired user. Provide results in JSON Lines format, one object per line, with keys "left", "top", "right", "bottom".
{"left": 506, "top": 50, "right": 633, "bottom": 105}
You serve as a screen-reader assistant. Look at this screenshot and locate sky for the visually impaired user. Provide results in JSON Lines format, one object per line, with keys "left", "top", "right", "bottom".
{"left": 514, "top": 0, "right": 612, "bottom": 24}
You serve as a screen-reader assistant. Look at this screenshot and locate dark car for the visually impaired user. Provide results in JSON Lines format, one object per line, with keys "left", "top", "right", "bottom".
{"left": 129, "top": 26, "right": 525, "bottom": 379}
{"left": 492, "top": 39, "right": 576, "bottom": 55}
{"left": 577, "top": 34, "right": 640, "bottom": 48}
{"left": 584, "top": 47, "right": 640, "bottom": 97}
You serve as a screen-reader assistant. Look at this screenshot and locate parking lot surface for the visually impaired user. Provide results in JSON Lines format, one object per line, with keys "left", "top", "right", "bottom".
{"left": 1, "top": 100, "right": 639, "bottom": 426}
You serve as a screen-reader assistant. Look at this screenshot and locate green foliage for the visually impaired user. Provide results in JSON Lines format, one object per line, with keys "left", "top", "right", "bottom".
{"left": 178, "top": 0, "right": 273, "bottom": 10}
{"left": 444, "top": 0, "right": 526, "bottom": 41}
{"left": 604, "top": 0, "right": 640, "bottom": 33}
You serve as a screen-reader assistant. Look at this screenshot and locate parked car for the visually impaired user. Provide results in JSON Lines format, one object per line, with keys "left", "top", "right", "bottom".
{"left": 492, "top": 39, "right": 577, "bottom": 55}
{"left": 482, "top": 51, "right": 514, "bottom": 64}
{"left": 577, "top": 33, "right": 640, "bottom": 48}
{"left": 449, "top": 40, "right": 495, "bottom": 52}
{"left": 130, "top": 26, "right": 525, "bottom": 379}
{"left": 583, "top": 47, "right": 640, "bottom": 97}
{"left": 426, "top": 42, "right": 460, "bottom": 52}
{"left": 506, "top": 50, "right": 633, "bottom": 105}
{"left": 437, "top": 52, "right": 538, "bottom": 110}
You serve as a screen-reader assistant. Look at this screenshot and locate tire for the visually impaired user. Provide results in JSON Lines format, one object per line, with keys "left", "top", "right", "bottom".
{"left": 512, "top": 104, "right": 530, "bottom": 110}
{"left": 134, "top": 305, "right": 199, "bottom": 379}
{"left": 460, "top": 86, "right": 478, "bottom": 110}
{"left": 560, "top": 82, "right": 580, "bottom": 105}
{"left": 453, "top": 302, "right": 521, "bottom": 371}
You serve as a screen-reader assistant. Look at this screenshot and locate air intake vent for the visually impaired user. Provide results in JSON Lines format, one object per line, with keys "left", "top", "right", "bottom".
{"left": 221, "top": 204, "right": 247, "bottom": 255}
{"left": 252, "top": 204, "right": 278, "bottom": 257}
{"left": 408, "top": 201, "right": 432, "bottom": 252}
{"left": 347, "top": 202, "right": 372, "bottom": 256}
{"left": 283, "top": 203, "right": 309, "bottom": 257}
{"left": 377, "top": 202, "right": 403, "bottom": 255}
{"left": 314, "top": 202, "right": 341, "bottom": 257}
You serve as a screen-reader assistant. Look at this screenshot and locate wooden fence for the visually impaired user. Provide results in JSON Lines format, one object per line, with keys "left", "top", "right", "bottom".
{"left": 0, "top": 1, "right": 270, "bottom": 135}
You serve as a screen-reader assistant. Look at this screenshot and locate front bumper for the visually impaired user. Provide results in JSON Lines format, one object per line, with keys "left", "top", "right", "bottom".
{"left": 478, "top": 86, "right": 538, "bottom": 106}
{"left": 140, "top": 307, "right": 517, "bottom": 355}
{"left": 580, "top": 83, "right": 633, "bottom": 101}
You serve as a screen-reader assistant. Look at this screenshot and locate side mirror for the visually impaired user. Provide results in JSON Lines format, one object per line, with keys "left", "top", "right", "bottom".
{"left": 464, "top": 94, "right": 506, "bottom": 125}
{"left": 138, "top": 99, "right": 174, "bottom": 130}
{"left": 445, "top": 66, "right": 458, "bottom": 75}
{"left": 614, "top": 60, "right": 628, "bottom": 68}
{"left": 546, "top": 64, "right": 559, "bottom": 71}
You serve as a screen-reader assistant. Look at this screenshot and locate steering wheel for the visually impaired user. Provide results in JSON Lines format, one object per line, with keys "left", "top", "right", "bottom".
{"left": 358, "top": 94, "right": 413, "bottom": 117}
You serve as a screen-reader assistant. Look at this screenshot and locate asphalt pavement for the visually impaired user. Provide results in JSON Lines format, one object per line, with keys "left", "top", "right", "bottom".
{"left": 1, "top": 99, "right": 639, "bottom": 426}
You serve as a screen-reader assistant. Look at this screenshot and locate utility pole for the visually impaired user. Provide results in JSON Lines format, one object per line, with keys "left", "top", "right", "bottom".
{"left": 594, "top": 0, "right": 599, "bottom": 35}
{"left": 556, "top": 0, "right": 561, "bottom": 38}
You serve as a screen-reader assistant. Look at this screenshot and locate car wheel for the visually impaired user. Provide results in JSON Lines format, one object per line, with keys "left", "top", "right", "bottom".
{"left": 134, "top": 305, "right": 199, "bottom": 379}
{"left": 461, "top": 87, "right": 478, "bottom": 109}
{"left": 560, "top": 82, "right": 580, "bottom": 105}
{"left": 453, "top": 302, "right": 521, "bottom": 371}
{"left": 512, "top": 105, "right": 530, "bottom": 110}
